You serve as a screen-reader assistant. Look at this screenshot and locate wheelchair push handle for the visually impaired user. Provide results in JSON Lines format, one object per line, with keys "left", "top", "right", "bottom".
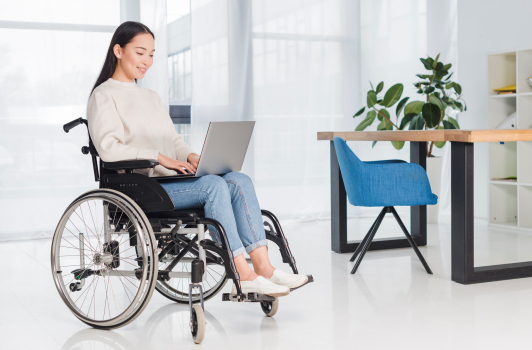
{"left": 63, "top": 118, "right": 88, "bottom": 133}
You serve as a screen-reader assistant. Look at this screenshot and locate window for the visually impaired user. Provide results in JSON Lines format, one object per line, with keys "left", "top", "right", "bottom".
{"left": 167, "top": 0, "right": 192, "bottom": 144}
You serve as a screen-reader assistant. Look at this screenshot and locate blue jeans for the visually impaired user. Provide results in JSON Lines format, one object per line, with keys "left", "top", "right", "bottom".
{"left": 158, "top": 172, "right": 267, "bottom": 258}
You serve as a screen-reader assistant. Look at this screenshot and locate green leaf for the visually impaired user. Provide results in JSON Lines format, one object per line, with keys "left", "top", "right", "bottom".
{"left": 353, "top": 106, "right": 366, "bottom": 117}
{"left": 444, "top": 72, "right": 454, "bottom": 81}
{"left": 367, "top": 91, "right": 377, "bottom": 108}
{"left": 429, "top": 93, "right": 446, "bottom": 112}
{"left": 396, "top": 97, "right": 410, "bottom": 118}
{"left": 379, "top": 109, "right": 391, "bottom": 126}
{"left": 409, "top": 114, "right": 425, "bottom": 130}
{"left": 404, "top": 101, "right": 424, "bottom": 115}
{"left": 376, "top": 81, "right": 384, "bottom": 94}
{"left": 422, "top": 102, "right": 441, "bottom": 128}
{"left": 434, "top": 141, "right": 446, "bottom": 148}
{"left": 436, "top": 62, "right": 443, "bottom": 71}
{"left": 449, "top": 116, "right": 460, "bottom": 129}
{"left": 424, "top": 86, "right": 435, "bottom": 94}
{"left": 443, "top": 63, "right": 452, "bottom": 71}
{"left": 420, "top": 58, "right": 433, "bottom": 70}
{"left": 442, "top": 120, "right": 456, "bottom": 129}
{"left": 356, "top": 110, "right": 377, "bottom": 131}
{"left": 382, "top": 83, "right": 404, "bottom": 107}
{"left": 434, "top": 54, "right": 440, "bottom": 67}
{"left": 427, "top": 57, "right": 434, "bottom": 66}
{"left": 372, "top": 141, "right": 378, "bottom": 148}
{"left": 445, "top": 82, "right": 454, "bottom": 89}
{"left": 376, "top": 99, "right": 383, "bottom": 104}
{"left": 391, "top": 141, "right": 405, "bottom": 150}
{"left": 453, "top": 83, "right": 462, "bottom": 95}
{"left": 454, "top": 101, "right": 463, "bottom": 112}
{"left": 369, "top": 81, "right": 374, "bottom": 90}
{"left": 399, "top": 113, "right": 417, "bottom": 130}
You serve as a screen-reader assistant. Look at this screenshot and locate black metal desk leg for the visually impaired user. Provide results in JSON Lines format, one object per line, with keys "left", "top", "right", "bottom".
{"left": 410, "top": 142, "right": 427, "bottom": 246}
{"left": 451, "top": 142, "right": 475, "bottom": 284}
{"left": 330, "top": 140, "right": 348, "bottom": 253}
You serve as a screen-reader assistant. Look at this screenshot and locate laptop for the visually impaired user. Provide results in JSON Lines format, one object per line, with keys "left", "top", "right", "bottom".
{"left": 159, "top": 121, "right": 255, "bottom": 179}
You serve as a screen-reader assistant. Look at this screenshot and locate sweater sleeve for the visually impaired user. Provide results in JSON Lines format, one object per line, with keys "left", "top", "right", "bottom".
{"left": 87, "top": 90, "right": 160, "bottom": 162}
{"left": 154, "top": 92, "right": 195, "bottom": 162}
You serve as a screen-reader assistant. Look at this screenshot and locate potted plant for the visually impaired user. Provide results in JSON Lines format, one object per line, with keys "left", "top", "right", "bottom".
{"left": 353, "top": 54, "right": 467, "bottom": 222}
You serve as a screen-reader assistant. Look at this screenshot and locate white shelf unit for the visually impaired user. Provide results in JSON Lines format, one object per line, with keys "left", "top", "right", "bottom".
{"left": 488, "top": 49, "right": 532, "bottom": 231}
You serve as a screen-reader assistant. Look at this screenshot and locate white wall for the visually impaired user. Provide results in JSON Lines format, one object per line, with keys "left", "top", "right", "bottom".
{"left": 457, "top": 0, "right": 532, "bottom": 218}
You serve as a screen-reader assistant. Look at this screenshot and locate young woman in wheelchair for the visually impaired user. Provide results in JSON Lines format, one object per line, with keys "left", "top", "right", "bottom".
{"left": 86, "top": 21, "right": 308, "bottom": 298}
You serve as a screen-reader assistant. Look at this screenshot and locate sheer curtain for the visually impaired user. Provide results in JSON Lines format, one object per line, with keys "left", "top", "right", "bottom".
{"left": 0, "top": 1, "right": 119, "bottom": 241}
{"left": 0, "top": 0, "right": 167, "bottom": 241}
{"left": 188, "top": 0, "right": 452, "bottom": 222}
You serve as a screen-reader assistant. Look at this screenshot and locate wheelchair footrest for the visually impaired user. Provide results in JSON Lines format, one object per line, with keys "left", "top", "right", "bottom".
{"left": 222, "top": 292, "right": 276, "bottom": 303}
{"left": 290, "top": 274, "right": 314, "bottom": 292}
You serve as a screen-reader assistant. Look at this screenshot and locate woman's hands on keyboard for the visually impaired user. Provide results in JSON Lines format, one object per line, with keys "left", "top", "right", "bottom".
{"left": 157, "top": 153, "right": 196, "bottom": 174}
{"left": 187, "top": 153, "right": 200, "bottom": 169}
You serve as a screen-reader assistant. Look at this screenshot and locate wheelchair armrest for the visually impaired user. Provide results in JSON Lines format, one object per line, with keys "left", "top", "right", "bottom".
{"left": 102, "top": 159, "right": 159, "bottom": 170}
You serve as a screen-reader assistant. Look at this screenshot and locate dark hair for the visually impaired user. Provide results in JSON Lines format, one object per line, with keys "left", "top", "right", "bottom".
{"left": 89, "top": 21, "right": 154, "bottom": 99}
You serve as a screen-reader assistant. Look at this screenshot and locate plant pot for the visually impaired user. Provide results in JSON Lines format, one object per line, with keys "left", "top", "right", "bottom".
{"left": 426, "top": 156, "right": 442, "bottom": 223}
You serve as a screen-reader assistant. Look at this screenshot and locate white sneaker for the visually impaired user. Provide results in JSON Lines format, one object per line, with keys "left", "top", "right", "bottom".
{"left": 267, "top": 269, "right": 308, "bottom": 289}
{"left": 231, "top": 276, "right": 290, "bottom": 297}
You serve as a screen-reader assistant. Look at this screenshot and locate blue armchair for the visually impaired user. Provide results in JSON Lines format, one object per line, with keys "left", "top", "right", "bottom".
{"left": 333, "top": 136, "right": 436, "bottom": 275}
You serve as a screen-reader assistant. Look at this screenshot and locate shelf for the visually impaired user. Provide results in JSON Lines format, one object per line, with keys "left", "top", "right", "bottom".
{"left": 490, "top": 180, "right": 517, "bottom": 185}
{"left": 487, "top": 97, "right": 516, "bottom": 129}
{"left": 488, "top": 52, "right": 516, "bottom": 96}
{"left": 518, "top": 142, "right": 532, "bottom": 182}
{"left": 518, "top": 95, "right": 532, "bottom": 128}
{"left": 489, "top": 183, "right": 517, "bottom": 225}
{"left": 488, "top": 142, "right": 516, "bottom": 180}
{"left": 519, "top": 186, "right": 532, "bottom": 227}
{"left": 490, "top": 94, "right": 517, "bottom": 98}
{"left": 518, "top": 50, "right": 532, "bottom": 94}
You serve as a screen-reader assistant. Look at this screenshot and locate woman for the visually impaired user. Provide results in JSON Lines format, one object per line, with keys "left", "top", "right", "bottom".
{"left": 87, "top": 21, "right": 308, "bottom": 297}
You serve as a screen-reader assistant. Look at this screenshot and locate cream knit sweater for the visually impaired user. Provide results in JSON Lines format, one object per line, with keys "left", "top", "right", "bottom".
{"left": 87, "top": 78, "right": 194, "bottom": 177}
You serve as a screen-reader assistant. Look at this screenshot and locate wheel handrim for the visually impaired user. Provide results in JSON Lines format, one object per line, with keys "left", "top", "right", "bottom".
{"left": 51, "top": 192, "right": 156, "bottom": 328}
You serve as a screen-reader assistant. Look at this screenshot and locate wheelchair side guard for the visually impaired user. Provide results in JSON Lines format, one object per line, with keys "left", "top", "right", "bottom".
{"left": 261, "top": 209, "right": 298, "bottom": 274}
{"left": 262, "top": 210, "right": 315, "bottom": 290}
{"left": 198, "top": 217, "right": 243, "bottom": 298}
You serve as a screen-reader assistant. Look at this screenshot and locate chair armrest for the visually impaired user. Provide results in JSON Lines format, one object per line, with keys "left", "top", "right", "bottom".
{"left": 102, "top": 159, "right": 159, "bottom": 170}
{"left": 363, "top": 159, "right": 407, "bottom": 164}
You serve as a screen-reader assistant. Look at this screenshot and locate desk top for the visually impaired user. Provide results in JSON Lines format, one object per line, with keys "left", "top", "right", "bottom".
{"left": 317, "top": 130, "right": 532, "bottom": 143}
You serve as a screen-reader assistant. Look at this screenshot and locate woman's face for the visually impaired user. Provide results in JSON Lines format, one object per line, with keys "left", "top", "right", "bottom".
{"left": 113, "top": 33, "right": 155, "bottom": 81}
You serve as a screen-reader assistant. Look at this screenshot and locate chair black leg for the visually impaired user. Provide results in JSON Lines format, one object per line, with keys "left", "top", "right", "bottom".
{"left": 390, "top": 207, "right": 433, "bottom": 274}
{"left": 349, "top": 208, "right": 386, "bottom": 262}
{"left": 350, "top": 209, "right": 386, "bottom": 274}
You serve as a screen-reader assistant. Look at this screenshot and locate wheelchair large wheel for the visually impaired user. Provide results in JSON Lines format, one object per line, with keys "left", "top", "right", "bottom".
{"left": 155, "top": 232, "right": 227, "bottom": 304}
{"left": 51, "top": 189, "right": 158, "bottom": 329}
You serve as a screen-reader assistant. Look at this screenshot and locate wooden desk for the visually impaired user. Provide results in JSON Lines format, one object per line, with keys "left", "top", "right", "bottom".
{"left": 318, "top": 130, "right": 532, "bottom": 284}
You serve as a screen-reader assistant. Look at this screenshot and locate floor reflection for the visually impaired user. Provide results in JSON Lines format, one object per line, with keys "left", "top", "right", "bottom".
{"left": 61, "top": 303, "right": 229, "bottom": 350}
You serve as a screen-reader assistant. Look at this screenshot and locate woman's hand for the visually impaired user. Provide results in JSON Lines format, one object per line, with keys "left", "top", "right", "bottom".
{"left": 157, "top": 153, "right": 196, "bottom": 174}
{"left": 187, "top": 153, "right": 200, "bottom": 169}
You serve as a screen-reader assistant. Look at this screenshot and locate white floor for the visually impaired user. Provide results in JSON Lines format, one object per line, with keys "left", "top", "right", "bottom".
{"left": 3, "top": 216, "right": 532, "bottom": 350}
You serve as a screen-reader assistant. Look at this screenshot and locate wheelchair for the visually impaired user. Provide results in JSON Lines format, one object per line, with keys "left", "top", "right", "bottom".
{"left": 51, "top": 118, "right": 312, "bottom": 344}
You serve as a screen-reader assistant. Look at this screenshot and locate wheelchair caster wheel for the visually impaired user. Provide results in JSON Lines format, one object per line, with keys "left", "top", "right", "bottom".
{"left": 260, "top": 297, "right": 279, "bottom": 317}
{"left": 191, "top": 304, "right": 205, "bottom": 344}
{"left": 69, "top": 282, "right": 82, "bottom": 292}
